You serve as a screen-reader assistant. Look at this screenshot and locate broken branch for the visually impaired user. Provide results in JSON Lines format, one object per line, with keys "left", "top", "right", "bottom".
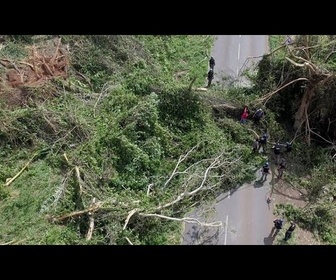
{"left": 123, "top": 208, "right": 139, "bottom": 230}
{"left": 139, "top": 213, "right": 222, "bottom": 227}
{"left": 4, "top": 154, "right": 37, "bottom": 187}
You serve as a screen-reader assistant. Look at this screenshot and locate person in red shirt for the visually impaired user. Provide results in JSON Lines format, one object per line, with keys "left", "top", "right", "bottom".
{"left": 240, "top": 106, "right": 249, "bottom": 124}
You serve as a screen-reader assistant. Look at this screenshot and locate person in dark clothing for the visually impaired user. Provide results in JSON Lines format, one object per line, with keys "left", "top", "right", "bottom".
{"left": 284, "top": 221, "right": 296, "bottom": 241}
{"left": 261, "top": 161, "right": 270, "bottom": 181}
{"left": 272, "top": 142, "right": 281, "bottom": 164}
{"left": 286, "top": 141, "right": 293, "bottom": 153}
{"left": 252, "top": 138, "right": 260, "bottom": 153}
{"left": 253, "top": 108, "right": 265, "bottom": 123}
{"left": 273, "top": 218, "right": 284, "bottom": 230}
{"left": 209, "top": 56, "right": 215, "bottom": 70}
{"left": 277, "top": 157, "right": 287, "bottom": 179}
{"left": 207, "top": 69, "right": 214, "bottom": 87}
{"left": 258, "top": 133, "right": 268, "bottom": 153}
{"left": 272, "top": 218, "right": 284, "bottom": 237}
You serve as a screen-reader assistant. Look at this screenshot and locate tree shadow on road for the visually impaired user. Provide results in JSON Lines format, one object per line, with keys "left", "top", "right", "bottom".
{"left": 183, "top": 224, "right": 222, "bottom": 245}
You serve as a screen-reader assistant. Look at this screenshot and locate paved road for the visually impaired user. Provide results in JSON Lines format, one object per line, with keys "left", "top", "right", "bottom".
{"left": 211, "top": 35, "right": 268, "bottom": 88}
{"left": 182, "top": 35, "right": 274, "bottom": 245}
{"left": 182, "top": 170, "right": 275, "bottom": 245}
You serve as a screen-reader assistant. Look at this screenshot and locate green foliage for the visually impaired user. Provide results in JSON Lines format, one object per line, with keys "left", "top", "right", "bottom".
{"left": 0, "top": 39, "right": 28, "bottom": 60}
{"left": 158, "top": 88, "right": 206, "bottom": 133}
{"left": 2, "top": 34, "right": 335, "bottom": 245}
{"left": 275, "top": 203, "right": 336, "bottom": 244}
{"left": 136, "top": 35, "right": 214, "bottom": 88}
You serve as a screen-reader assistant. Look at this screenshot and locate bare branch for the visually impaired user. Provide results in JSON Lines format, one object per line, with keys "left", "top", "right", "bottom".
{"left": 164, "top": 144, "right": 199, "bottom": 188}
{"left": 0, "top": 239, "right": 27, "bottom": 245}
{"left": 4, "top": 153, "right": 37, "bottom": 187}
{"left": 125, "top": 237, "right": 133, "bottom": 245}
{"left": 157, "top": 152, "right": 241, "bottom": 211}
{"left": 123, "top": 208, "right": 139, "bottom": 230}
{"left": 247, "top": 128, "right": 260, "bottom": 139}
{"left": 86, "top": 198, "right": 97, "bottom": 240}
{"left": 146, "top": 183, "right": 153, "bottom": 196}
{"left": 305, "top": 103, "right": 311, "bottom": 145}
{"left": 86, "top": 213, "right": 95, "bottom": 240}
{"left": 52, "top": 201, "right": 103, "bottom": 222}
{"left": 188, "top": 153, "right": 224, "bottom": 196}
{"left": 139, "top": 213, "right": 222, "bottom": 227}
{"left": 310, "top": 129, "right": 335, "bottom": 146}
{"left": 256, "top": 77, "right": 308, "bottom": 105}
{"left": 75, "top": 166, "right": 84, "bottom": 196}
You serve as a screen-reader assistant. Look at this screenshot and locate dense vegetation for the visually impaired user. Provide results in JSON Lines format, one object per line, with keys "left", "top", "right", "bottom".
{"left": 0, "top": 35, "right": 335, "bottom": 245}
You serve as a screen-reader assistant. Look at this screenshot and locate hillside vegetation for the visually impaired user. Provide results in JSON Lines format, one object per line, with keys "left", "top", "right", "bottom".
{"left": 0, "top": 35, "right": 335, "bottom": 245}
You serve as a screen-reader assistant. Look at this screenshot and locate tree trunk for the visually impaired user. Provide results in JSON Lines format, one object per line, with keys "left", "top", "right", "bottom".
{"left": 293, "top": 86, "right": 315, "bottom": 144}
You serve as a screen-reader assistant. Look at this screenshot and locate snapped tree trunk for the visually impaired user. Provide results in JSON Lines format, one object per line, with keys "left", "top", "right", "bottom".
{"left": 293, "top": 85, "right": 315, "bottom": 144}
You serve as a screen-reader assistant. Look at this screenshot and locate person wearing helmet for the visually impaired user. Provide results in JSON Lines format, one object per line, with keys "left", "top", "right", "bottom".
{"left": 271, "top": 218, "right": 284, "bottom": 237}
{"left": 261, "top": 161, "right": 270, "bottom": 181}
{"left": 272, "top": 142, "right": 281, "bottom": 164}
{"left": 273, "top": 218, "right": 284, "bottom": 230}
{"left": 253, "top": 108, "right": 264, "bottom": 123}
{"left": 258, "top": 132, "right": 268, "bottom": 153}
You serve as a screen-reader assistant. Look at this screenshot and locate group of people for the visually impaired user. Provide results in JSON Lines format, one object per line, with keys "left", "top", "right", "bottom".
{"left": 240, "top": 106, "right": 265, "bottom": 125}
{"left": 273, "top": 218, "right": 296, "bottom": 241}
{"left": 271, "top": 141, "right": 292, "bottom": 178}
{"left": 207, "top": 54, "right": 298, "bottom": 244}
{"left": 259, "top": 141, "right": 291, "bottom": 181}
{"left": 207, "top": 56, "right": 215, "bottom": 87}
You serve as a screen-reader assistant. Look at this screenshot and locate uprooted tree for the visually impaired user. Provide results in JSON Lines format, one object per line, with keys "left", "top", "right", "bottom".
{"left": 254, "top": 35, "right": 336, "bottom": 148}
{"left": 43, "top": 144, "right": 241, "bottom": 244}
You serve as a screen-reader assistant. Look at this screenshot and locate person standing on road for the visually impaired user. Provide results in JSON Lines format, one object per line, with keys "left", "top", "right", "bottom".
{"left": 284, "top": 221, "right": 296, "bottom": 241}
{"left": 207, "top": 68, "right": 214, "bottom": 88}
{"left": 209, "top": 56, "right": 215, "bottom": 70}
